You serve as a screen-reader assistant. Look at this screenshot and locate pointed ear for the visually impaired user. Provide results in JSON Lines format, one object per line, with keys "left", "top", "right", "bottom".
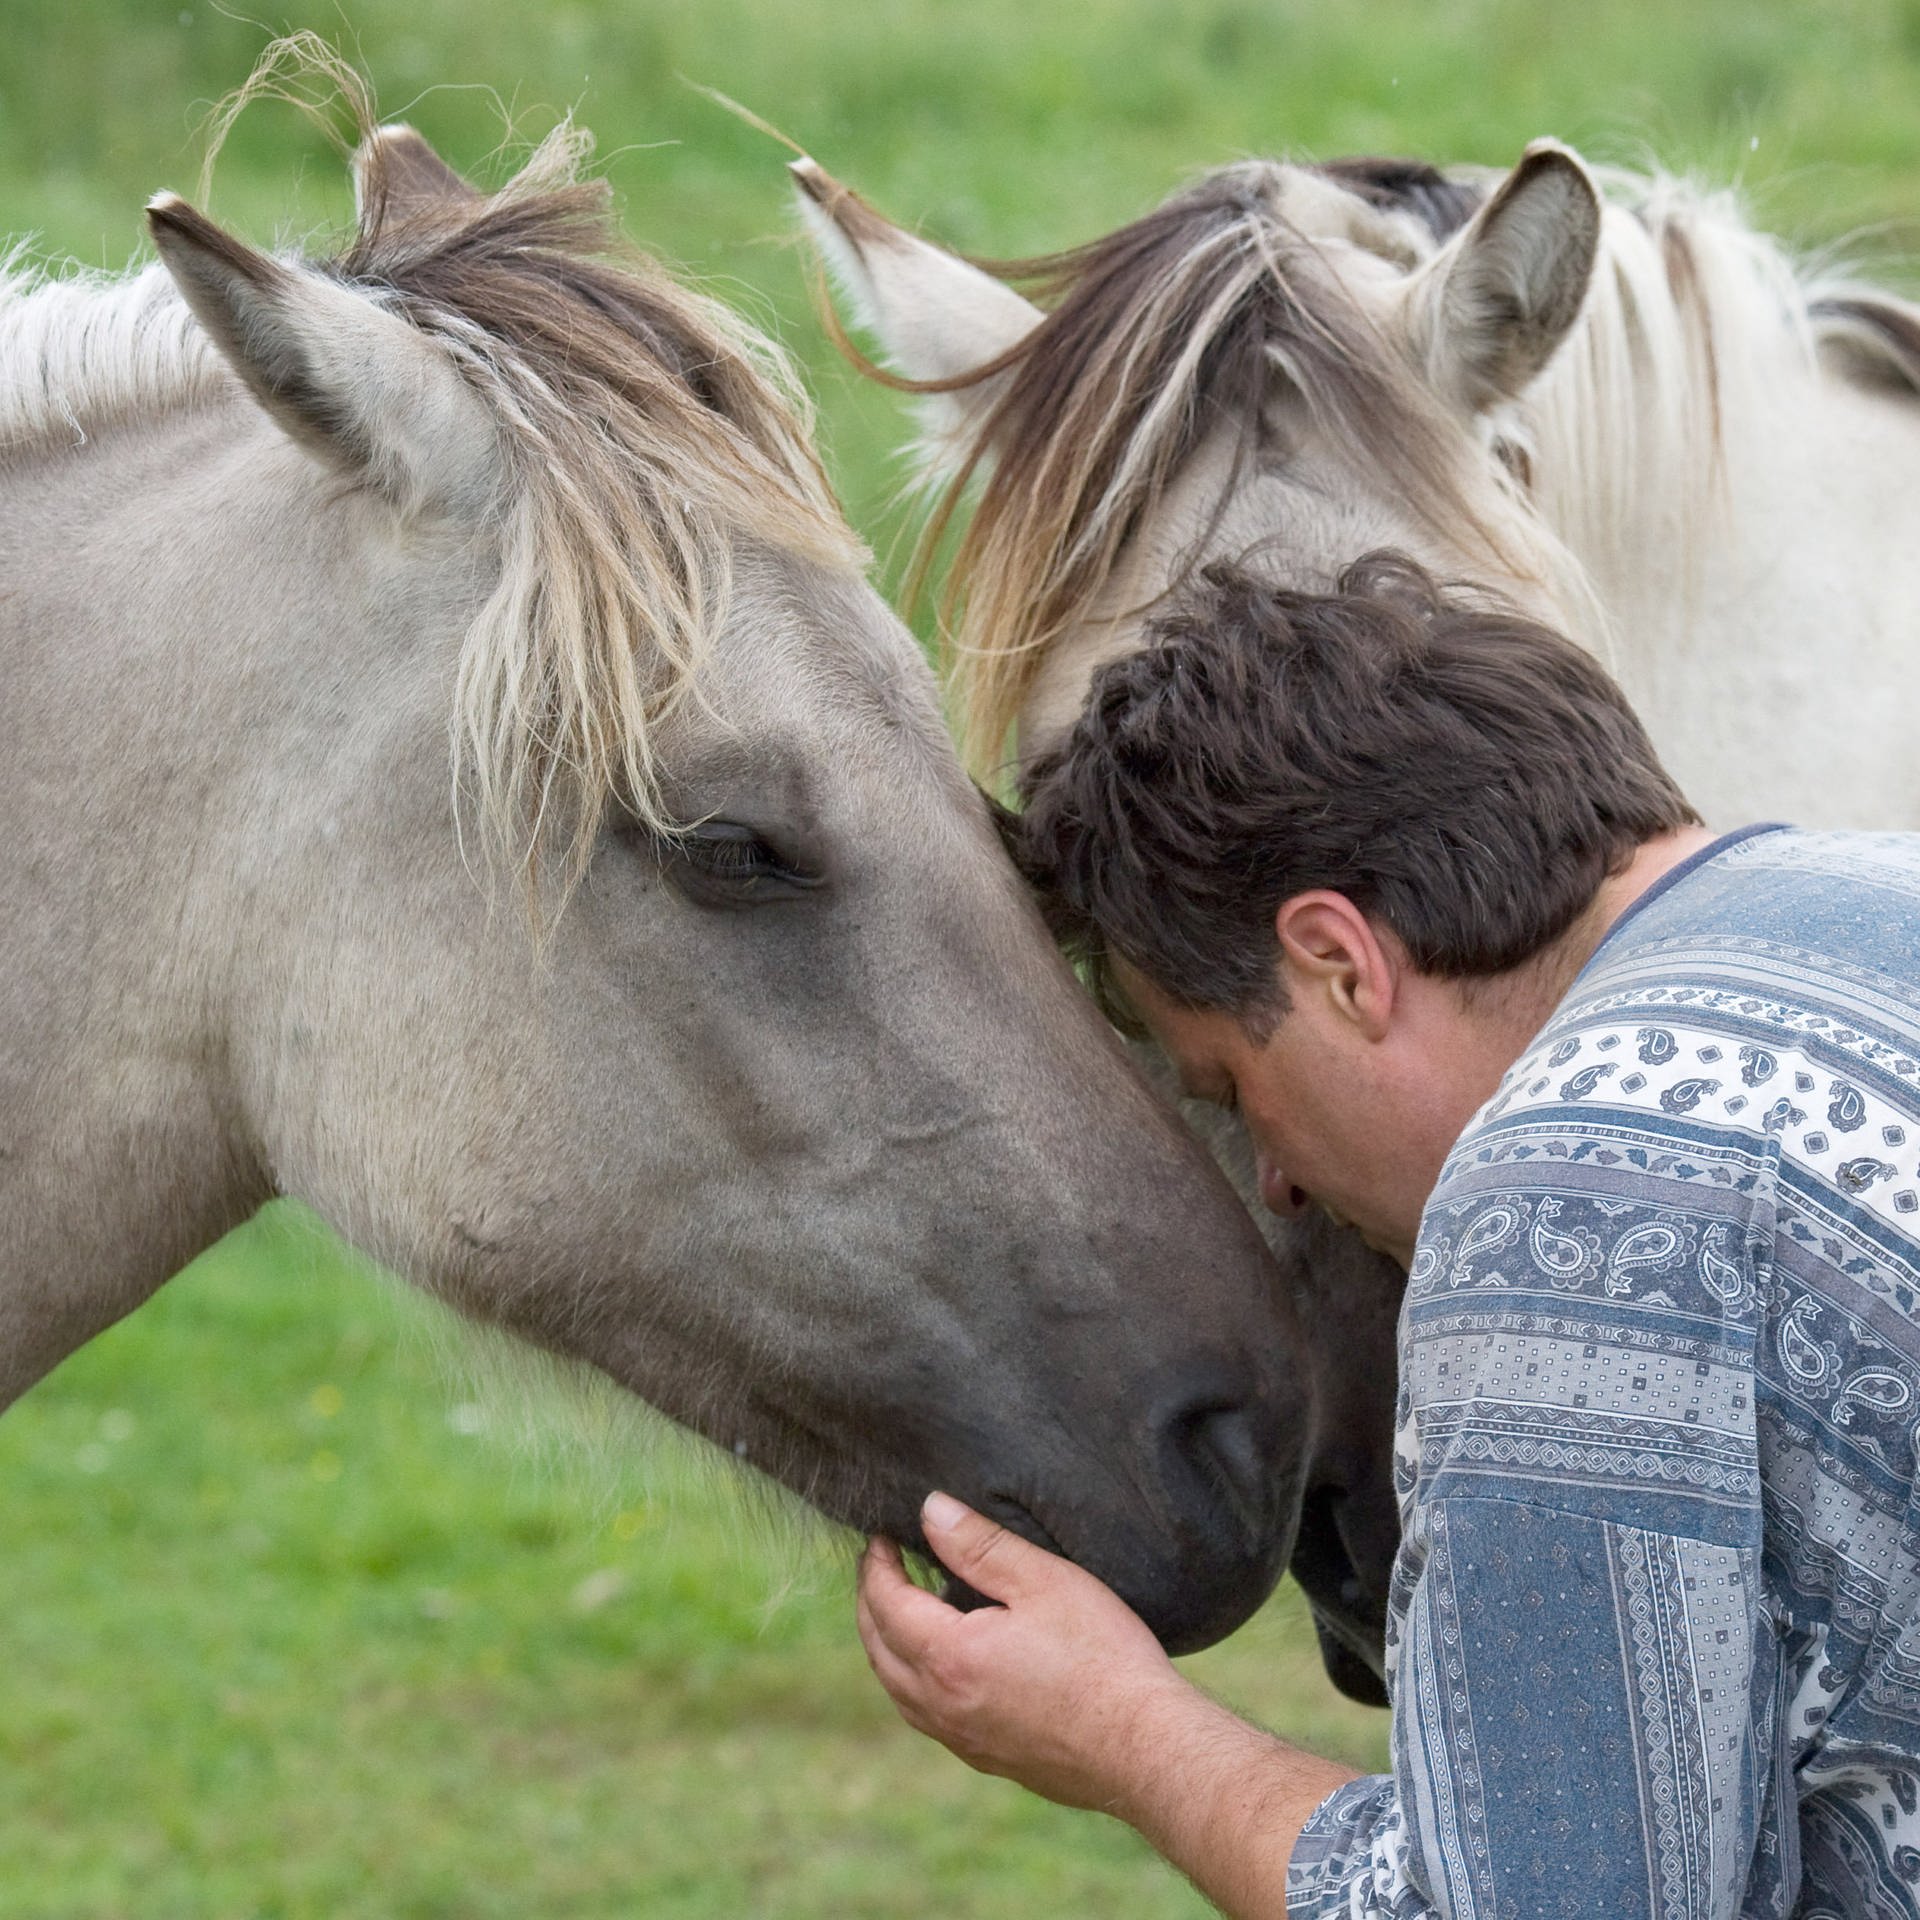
{"left": 353, "top": 122, "right": 481, "bottom": 228}
{"left": 1413, "top": 140, "right": 1601, "bottom": 413}
{"left": 145, "top": 192, "right": 499, "bottom": 520}
{"left": 791, "top": 157, "right": 1043, "bottom": 462}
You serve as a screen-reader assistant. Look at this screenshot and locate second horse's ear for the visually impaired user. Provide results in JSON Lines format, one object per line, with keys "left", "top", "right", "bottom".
{"left": 146, "top": 192, "right": 499, "bottom": 521}
{"left": 1411, "top": 140, "right": 1601, "bottom": 414}
{"left": 791, "top": 157, "right": 1043, "bottom": 470}
{"left": 352, "top": 122, "right": 481, "bottom": 229}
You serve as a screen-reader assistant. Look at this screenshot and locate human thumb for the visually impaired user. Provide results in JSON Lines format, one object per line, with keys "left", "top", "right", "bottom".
{"left": 921, "top": 1490, "right": 1053, "bottom": 1602}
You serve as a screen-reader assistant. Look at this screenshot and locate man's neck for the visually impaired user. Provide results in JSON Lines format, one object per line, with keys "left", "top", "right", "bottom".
{"left": 1542, "top": 826, "right": 1723, "bottom": 1002}
{"left": 1411, "top": 825, "right": 1725, "bottom": 1230}
{"left": 1449, "top": 825, "right": 1723, "bottom": 1059}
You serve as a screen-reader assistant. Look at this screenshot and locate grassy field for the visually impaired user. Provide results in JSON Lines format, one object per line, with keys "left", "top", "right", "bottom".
{"left": 0, "top": 1212, "right": 1380, "bottom": 1919}
{"left": 10, "top": 2, "right": 1920, "bottom": 1914}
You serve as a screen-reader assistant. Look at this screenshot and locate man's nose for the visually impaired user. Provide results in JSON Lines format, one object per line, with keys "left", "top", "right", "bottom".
{"left": 1255, "top": 1151, "right": 1310, "bottom": 1218}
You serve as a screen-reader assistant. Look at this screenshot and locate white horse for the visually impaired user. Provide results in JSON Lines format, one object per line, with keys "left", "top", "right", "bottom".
{"left": 796, "top": 140, "right": 1920, "bottom": 826}
{"left": 0, "top": 78, "right": 1320, "bottom": 1656}
{"left": 797, "top": 137, "right": 1920, "bottom": 1694}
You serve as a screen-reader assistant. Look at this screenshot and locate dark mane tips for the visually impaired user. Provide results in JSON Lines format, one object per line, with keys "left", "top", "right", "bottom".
{"left": 1809, "top": 291, "right": 1920, "bottom": 398}
{"left": 924, "top": 163, "right": 1498, "bottom": 770}
{"left": 1314, "top": 156, "right": 1483, "bottom": 241}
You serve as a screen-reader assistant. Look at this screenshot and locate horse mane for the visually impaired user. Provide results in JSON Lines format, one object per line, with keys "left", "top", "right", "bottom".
{"left": 1311, "top": 156, "right": 1480, "bottom": 239}
{"left": 894, "top": 152, "right": 1920, "bottom": 776}
{"left": 1513, "top": 168, "right": 1920, "bottom": 608}
{"left": 343, "top": 122, "right": 859, "bottom": 897}
{"left": 911, "top": 161, "right": 1555, "bottom": 774}
{"left": 1805, "top": 288, "right": 1920, "bottom": 390}
{"left": 1, "top": 44, "right": 860, "bottom": 902}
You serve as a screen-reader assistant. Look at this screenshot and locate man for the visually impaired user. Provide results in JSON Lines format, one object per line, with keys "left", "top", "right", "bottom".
{"left": 855, "top": 553, "right": 1920, "bottom": 1916}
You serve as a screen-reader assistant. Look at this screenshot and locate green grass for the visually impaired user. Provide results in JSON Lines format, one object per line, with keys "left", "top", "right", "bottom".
{"left": 1, "top": 1212, "right": 1383, "bottom": 1919}
{"left": 12, "top": 1, "right": 1920, "bottom": 1911}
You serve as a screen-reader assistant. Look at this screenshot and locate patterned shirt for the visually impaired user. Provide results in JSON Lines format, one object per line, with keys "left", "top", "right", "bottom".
{"left": 1289, "top": 828, "right": 1920, "bottom": 1919}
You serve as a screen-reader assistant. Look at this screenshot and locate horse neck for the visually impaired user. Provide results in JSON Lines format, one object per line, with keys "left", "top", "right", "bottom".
{"left": 0, "top": 405, "right": 470, "bottom": 1401}
{"left": 1515, "top": 192, "right": 1914, "bottom": 642}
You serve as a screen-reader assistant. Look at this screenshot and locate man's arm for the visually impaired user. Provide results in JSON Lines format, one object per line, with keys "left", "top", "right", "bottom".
{"left": 857, "top": 1493, "right": 1358, "bottom": 1918}
{"left": 863, "top": 1484, "right": 1778, "bottom": 1919}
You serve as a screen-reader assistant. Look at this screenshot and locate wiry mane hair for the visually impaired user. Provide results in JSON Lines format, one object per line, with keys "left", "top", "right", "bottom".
{"left": 347, "top": 123, "right": 859, "bottom": 896}
{"left": 2, "top": 39, "right": 860, "bottom": 900}
{"left": 914, "top": 161, "right": 1513, "bottom": 773}
{"left": 872, "top": 153, "right": 1920, "bottom": 777}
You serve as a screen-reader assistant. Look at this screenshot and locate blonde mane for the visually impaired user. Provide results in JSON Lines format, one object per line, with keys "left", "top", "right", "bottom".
{"left": 900, "top": 154, "right": 1920, "bottom": 775}
{"left": 343, "top": 120, "right": 860, "bottom": 896}
{"left": 0, "top": 255, "right": 231, "bottom": 449}
{"left": 2, "top": 54, "right": 861, "bottom": 901}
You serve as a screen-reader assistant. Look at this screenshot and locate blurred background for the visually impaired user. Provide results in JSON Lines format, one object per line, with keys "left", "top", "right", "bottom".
{"left": 7, "top": 2, "right": 1920, "bottom": 1914}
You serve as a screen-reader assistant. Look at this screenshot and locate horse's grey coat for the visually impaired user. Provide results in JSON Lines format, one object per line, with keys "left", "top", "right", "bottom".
{"left": 0, "top": 119, "right": 1319, "bottom": 1654}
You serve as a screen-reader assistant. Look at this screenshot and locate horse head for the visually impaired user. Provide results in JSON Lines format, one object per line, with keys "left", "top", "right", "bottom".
{"left": 794, "top": 142, "right": 1604, "bottom": 771}
{"left": 0, "top": 95, "right": 1324, "bottom": 1654}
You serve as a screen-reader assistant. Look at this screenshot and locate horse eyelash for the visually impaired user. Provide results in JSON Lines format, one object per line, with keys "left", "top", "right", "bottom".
{"left": 685, "top": 835, "right": 771, "bottom": 876}
{"left": 676, "top": 827, "right": 822, "bottom": 892}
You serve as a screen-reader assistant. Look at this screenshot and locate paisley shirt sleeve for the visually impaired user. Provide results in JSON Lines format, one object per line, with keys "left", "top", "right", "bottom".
{"left": 1289, "top": 1507, "right": 1769, "bottom": 1918}
{"left": 1290, "top": 1078, "right": 1778, "bottom": 1919}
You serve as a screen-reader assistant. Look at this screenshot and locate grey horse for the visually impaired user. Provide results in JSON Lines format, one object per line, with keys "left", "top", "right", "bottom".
{"left": 0, "top": 100, "right": 1321, "bottom": 1654}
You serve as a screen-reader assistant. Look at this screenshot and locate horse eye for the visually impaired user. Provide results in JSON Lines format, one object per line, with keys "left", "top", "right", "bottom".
{"left": 664, "top": 821, "right": 820, "bottom": 906}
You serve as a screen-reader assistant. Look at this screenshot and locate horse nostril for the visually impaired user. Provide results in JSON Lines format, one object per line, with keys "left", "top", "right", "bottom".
{"left": 1158, "top": 1397, "right": 1270, "bottom": 1541}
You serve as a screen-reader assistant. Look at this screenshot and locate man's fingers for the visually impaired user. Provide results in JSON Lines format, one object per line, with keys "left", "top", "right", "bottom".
{"left": 859, "top": 1535, "right": 966, "bottom": 1664}
{"left": 919, "top": 1490, "right": 1058, "bottom": 1603}
{"left": 862, "top": 1534, "right": 909, "bottom": 1590}
{"left": 856, "top": 1593, "right": 931, "bottom": 1709}
{"left": 855, "top": 1541, "right": 904, "bottom": 1658}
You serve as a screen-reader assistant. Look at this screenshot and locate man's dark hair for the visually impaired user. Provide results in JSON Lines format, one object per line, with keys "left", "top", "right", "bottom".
{"left": 1017, "top": 551, "right": 1699, "bottom": 1026}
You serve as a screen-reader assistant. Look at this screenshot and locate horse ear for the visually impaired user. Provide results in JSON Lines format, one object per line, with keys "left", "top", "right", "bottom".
{"left": 791, "top": 158, "right": 1043, "bottom": 463}
{"left": 1414, "top": 140, "right": 1601, "bottom": 412}
{"left": 353, "top": 122, "right": 481, "bottom": 227}
{"left": 146, "top": 192, "right": 498, "bottom": 520}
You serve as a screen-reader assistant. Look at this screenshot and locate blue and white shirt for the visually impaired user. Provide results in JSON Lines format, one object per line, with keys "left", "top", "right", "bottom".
{"left": 1290, "top": 828, "right": 1920, "bottom": 1919}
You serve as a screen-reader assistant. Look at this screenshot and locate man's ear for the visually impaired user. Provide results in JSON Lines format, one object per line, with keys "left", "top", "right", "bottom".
{"left": 1274, "top": 893, "right": 1398, "bottom": 1040}
{"left": 146, "top": 191, "right": 499, "bottom": 521}
{"left": 1407, "top": 139, "right": 1601, "bottom": 414}
{"left": 791, "top": 156, "right": 1043, "bottom": 469}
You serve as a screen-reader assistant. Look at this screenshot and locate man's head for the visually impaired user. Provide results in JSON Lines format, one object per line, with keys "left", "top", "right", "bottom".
{"left": 1019, "top": 552, "right": 1700, "bottom": 1259}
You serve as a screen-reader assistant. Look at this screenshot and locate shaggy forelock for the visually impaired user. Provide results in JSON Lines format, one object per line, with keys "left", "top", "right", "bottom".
{"left": 338, "top": 121, "right": 861, "bottom": 900}
{"left": 1, "top": 47, "right": 863, "bottom": 910}
{"left": 917, "top": 161, "right": 1501, "bottom": 774}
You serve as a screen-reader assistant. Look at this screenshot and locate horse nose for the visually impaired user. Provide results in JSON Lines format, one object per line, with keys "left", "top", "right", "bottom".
{"left": 1155, "top": 1391, "right": 1275, "bottom": 1547}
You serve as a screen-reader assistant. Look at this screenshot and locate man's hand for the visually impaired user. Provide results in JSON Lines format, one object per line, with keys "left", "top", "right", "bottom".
{"left": 857, "top": 1491, "right": 1362, "bottom": 1920}
{"left": 856, "top": 1489, "right": 1193, "bottom": 1811}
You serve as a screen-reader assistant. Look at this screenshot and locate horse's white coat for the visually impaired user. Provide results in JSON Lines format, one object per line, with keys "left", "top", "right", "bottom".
{"left": 802, "top": 144, "right": 1920, "bottom": 830}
